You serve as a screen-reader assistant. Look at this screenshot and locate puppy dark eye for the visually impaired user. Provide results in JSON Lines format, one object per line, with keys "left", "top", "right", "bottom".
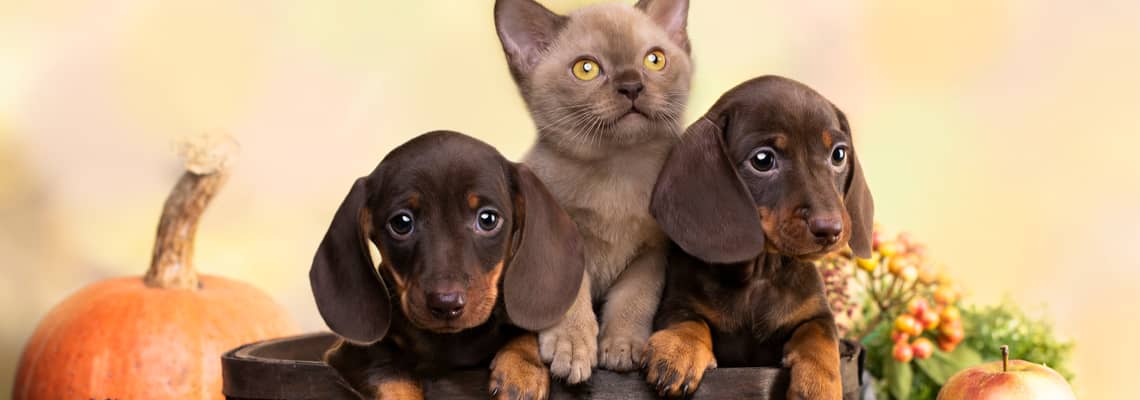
{"left": 475, "top": 208, "right": 503, "bottom": 235}
{"left": 387, "top": 212, "right": 414, "bottom": 238}
{"left": 831, "top": 146, "right": 848, "bottom": 168}
{"left": 749, "top": 149, "right": 777, "bottom": 172}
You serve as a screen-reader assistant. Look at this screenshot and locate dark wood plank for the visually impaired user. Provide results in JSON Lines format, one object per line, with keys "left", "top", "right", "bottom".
{"left": 223, "top": 333, "right": 863, "bottom": 400}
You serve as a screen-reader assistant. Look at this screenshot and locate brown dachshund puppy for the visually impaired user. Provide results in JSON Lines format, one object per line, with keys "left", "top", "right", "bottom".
{"left": 643, "top": 76, "right": 874, "bottom": 399}
{"left": 310, "top": 131, "right": 585, "bottom": 400}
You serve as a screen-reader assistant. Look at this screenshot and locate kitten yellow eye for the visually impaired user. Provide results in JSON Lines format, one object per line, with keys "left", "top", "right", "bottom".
{"left": 644, "top": 50, "right": 666, "bottom": 71}
{"left": 572, "top": 59, "right": 600, "bottom": 81}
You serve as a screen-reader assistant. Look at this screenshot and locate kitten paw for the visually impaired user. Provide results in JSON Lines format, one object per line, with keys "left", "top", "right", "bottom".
{"left": 598, "top": 329, "right": 647, "bottom": 372}
{"left": 538, "top": 312, "right": 598, "bottom": 384}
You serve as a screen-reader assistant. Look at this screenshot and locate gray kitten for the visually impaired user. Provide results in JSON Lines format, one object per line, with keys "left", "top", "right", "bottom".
{"left": 495, "top": 0, "right": 692, "bottom": 383}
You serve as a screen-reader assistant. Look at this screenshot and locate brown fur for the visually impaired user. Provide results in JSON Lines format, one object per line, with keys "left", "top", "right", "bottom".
{"left": 494, "top": 0, "right": 692, "bottom": 383}
{"left": 647, "top": 76, "right": 874, "bottom": 399}
{"left": 642, "top": 320, "right": 716, "bottom": 397}
{"left": 489, "top": 334, "right": 550, "bottom": 400}
{"left": 373, "top": 377, "right": 424, "bottom": 400}
{"left": 309, "top": 131, "right": 584, "bottom": 398}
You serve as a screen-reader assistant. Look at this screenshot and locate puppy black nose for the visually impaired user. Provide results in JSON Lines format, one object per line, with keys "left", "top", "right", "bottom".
{"left": 809, "top": 217, "right": 843, "bottom": 244}
{"left": 427, "top": 291, "right": 466, "bottom": 319}
{"left": 617, "top": 81, "right": 644, "bottom": 101}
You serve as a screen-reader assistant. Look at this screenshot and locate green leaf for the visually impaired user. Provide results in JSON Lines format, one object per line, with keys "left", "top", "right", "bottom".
{"left": 884, "top": 359, "right": 913, "bottom": 400}
{"left": 914, "top": 344, "right": 983, "bottom": 385}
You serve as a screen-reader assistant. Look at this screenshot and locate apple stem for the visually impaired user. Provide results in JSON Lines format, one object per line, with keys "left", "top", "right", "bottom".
{"left": 1000, "top": 345, "right": 1009, "bottom": 372}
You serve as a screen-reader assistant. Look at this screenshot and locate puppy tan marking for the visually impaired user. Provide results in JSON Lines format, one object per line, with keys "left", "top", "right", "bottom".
{"left": 309, "top": 131, "right": 583, "bottom": 399}
{"left": 374, "top": 377, "right": 424, "bottom": 400}
{"left": 643, "top": 321, "right": 717, "bottom": 398}
{"left": 784, "top": 321, "right": 843, "bottom": 400}
{"left": 489, "top": 334, "right": 549, "bottom": 400}
{"left": 647, "top": 76, "right": 873, "bottom": 399}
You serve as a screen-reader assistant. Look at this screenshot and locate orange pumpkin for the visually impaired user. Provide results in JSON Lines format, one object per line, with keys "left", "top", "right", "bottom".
{"left": 13, "top": 146, "right": 297, "bottom": 399}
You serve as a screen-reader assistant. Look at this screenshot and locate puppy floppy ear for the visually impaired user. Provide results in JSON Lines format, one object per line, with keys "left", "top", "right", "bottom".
{"left": 636, "top": 0, "right": 691, "bottom": 53}
{"left": 834, "top": 107, "right": 875, "bottom": 258}
{"left": 651, "top": 115, "right": 766, "bottom": 264}
{"left": 309, "top": 177, "right": 391, "bottom": 344}
{"left": 494, "top": 0, "right": 568, "bottom": 82}
{"left": 504, "top": 164, "right": 585, "bottom": 331}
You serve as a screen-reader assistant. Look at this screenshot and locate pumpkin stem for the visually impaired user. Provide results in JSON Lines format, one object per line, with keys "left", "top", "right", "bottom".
{"left": 144, "top": 136, "right": 237, "bottom": 290}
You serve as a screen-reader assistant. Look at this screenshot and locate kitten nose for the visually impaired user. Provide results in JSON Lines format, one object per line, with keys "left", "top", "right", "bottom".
{"left": 617, "top": 80, "right": 644, "bottom": 101}
{"left": 426, "top": 291, "right": 466, "bottom": 319}
{"left": 808, "top": 217, "right": 843, "bottom": 244}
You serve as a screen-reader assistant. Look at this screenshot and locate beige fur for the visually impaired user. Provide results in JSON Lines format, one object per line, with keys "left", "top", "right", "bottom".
{"left": 495, "top": 0, "right": 692, "bottom": 383}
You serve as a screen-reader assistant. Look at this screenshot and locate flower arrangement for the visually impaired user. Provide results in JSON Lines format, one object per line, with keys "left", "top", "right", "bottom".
{"left": 819, "top": 226, "right": 1075, "bottom": 399}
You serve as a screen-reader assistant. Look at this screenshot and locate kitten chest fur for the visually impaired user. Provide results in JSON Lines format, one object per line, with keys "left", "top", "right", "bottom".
{"left": 524, "top": 137, "right": 674, "bottom": 298}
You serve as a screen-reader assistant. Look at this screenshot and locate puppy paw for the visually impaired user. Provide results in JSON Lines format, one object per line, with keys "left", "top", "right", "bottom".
{"left": 598, "top": 328, "right": 648, "bottom": 372}
{"left": 490, "top": 348, "right": 550, "bottom": 400}
{"left": 642, "top": 324, "right": 716, "bottom": 398}
{"left": 786, "top": 369, "right": 842, "bottom": 400}
{"left": 374, "top": 379, "right": 424, "bottom": 400}
{"left": 538, "top": 310, "right": 598, "bottom": 384}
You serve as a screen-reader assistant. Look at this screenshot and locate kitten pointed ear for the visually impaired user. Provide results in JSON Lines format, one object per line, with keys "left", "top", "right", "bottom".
{"left": 494, "top": 0, "right": 568, "bottom": 82}
{"left": 636, "top": 0, "right": 690, "bottom": 53}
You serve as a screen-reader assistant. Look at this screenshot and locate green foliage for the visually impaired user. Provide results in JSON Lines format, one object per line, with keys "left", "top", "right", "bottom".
{"left": 884, "top": 356, "right": 912, "bottom": 400}
{"left": 862, "top": 299, "right": 1076, "bottom": 399}
{"left": 914, "top": 345, "right": 982, "bottom": 385}
{"left": 960, "top": 299, "right": 1076, "bottom": 382}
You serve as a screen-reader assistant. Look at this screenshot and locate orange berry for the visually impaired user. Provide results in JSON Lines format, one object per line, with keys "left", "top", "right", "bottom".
{"left": 900, "top": 265, "right": 918, "bottom": 283}
{"left": 911, "top": 337, "right": 934, "bottom": 359}
{"left": 879, "top": 241, "right": 899, "bottom": 258}
{"left": 892, "top": 340, "right": 913, "bottom": 363}
{"left": 920, "top": 309, "right": 941, "bottom": 330}
{"left": 934, "top": 286, "right": 958, "bottom": 305}
{"left": 907, "top": 298, "right": 929, "bottom": 318}
{"left": 938, "top": 337, "right": 958, "bottom": 352}
{"left": 939, "top": 306, "right": 961, "bottom": 323}
{"left": 891, "top": 330, "right": 910, "bottom": 344}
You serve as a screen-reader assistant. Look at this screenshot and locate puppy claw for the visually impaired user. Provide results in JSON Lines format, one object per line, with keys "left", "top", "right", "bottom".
{"left": 490, "top": 342, "right": 550, "bottom": 400}
{"left": 641, "top": 325, "right": 716, "bottom": 398}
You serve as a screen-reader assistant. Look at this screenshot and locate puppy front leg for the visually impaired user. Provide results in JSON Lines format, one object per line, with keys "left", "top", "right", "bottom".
{"left": 642, "top": 320, "right": 717, "bottom": 398}
{"left": 538, "top": 275, "right": 598, "bottom": 384}
{"left": 490, "top": 333, "right": 550, "bottom": 400}
{"left": 783, "top": 318, "right": 843, "bottom": 400}
{"left": 324, "top": 340, "right": 423, "bottom": 400}
{"left": 598, "top": 247, "right": 666, "bottom": 371}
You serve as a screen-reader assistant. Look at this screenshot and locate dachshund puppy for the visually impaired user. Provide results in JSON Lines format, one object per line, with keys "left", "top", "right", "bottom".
{"left": 310, "top": 131, "right": 585, "bottom": 400}
{"left": 643, "top": 76, "right": 874, "bottom": 399}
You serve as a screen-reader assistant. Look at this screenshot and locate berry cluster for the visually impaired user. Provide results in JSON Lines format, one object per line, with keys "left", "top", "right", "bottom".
{"left": 819, "top": 227, "right": 965, "bottom": 364}
{"left": 890, "top": 298, "right": 963, "bottom": 362}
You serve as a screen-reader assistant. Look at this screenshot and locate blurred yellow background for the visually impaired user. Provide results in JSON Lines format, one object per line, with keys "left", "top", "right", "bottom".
{"left": 1, "top": 0, "right": 1137, "bottom": 397}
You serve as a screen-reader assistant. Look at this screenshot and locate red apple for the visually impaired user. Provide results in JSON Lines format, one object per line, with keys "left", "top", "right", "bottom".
{"left": 938, "top": 346, "right": 1075, "bottom": 400}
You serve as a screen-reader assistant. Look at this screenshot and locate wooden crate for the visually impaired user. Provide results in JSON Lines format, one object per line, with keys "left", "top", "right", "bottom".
{"left": 222, "top": 333, "right": 865, "bottom": 399}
